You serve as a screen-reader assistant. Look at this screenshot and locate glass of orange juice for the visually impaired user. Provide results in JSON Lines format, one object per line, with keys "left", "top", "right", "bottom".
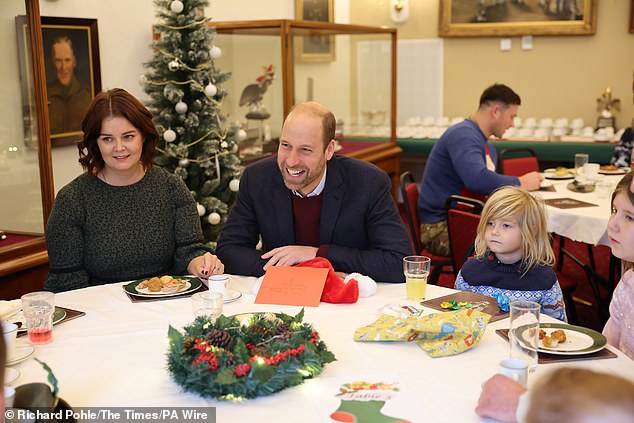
{"left": 403, "top": 256, "right": 431, "bottom": 300}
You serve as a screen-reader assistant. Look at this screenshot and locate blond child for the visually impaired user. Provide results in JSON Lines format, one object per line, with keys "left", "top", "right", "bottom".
{"left": 455, "top": 186, "right": 567, "bottom": 321}
{"left": 602, "top": 171, "right": 634, "bottom": 359}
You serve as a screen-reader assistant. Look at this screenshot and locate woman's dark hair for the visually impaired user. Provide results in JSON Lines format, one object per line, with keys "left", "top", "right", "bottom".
{"left": 78, "top": 88, "right": 158, "bottom": 175}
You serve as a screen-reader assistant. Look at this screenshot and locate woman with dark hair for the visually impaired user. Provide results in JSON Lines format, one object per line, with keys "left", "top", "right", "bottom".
{"left": 44, "top": 88, "right": 223, "bottom": 293}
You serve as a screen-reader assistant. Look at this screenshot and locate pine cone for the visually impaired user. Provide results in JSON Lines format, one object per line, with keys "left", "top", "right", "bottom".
{"left": 250, "top": 323, "right": 273, "bottom": 338}
{"left": 205, "top": 329, "right": 233, "bottom": 349}
{"left": 183, "top": 337, "right": 196, "bottom": 350}
{"left": 275, "top": 323, "right": 291, "bottom": 342}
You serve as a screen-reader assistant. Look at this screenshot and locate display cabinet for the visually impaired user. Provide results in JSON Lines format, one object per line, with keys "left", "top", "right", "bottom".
{"left": 210, "top": 20, "right": 402, "bottom": 196}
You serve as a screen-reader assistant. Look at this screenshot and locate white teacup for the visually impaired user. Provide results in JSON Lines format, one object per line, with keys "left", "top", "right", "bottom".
{"left": 207, "top": 274, "right": 229, "bottom": 297}
{"left": 2, "top": 322, "right": 17, "bottom": 360}
{"left": 499, "top": 358, "right": 528, "bottom": 387}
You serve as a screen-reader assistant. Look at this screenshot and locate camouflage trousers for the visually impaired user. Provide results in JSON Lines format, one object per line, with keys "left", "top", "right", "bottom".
{"left": 420, "top": 220, "right": 450, "bottom": 257}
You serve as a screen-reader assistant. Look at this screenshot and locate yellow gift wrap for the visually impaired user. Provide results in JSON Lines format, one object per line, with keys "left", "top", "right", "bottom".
{"left": 354, "top": 309, "right": 491, "bottom": 357}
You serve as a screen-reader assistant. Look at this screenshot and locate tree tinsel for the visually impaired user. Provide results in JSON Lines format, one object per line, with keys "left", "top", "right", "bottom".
{"left": 167, "top": 309, "right": 336, "bottom": 400}
{"left": 142, "top": 0, "right": 241, "bottom": 247}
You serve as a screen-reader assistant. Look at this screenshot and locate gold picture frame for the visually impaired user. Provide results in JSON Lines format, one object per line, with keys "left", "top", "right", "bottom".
{"left": 295, "top": 0, "right": 335, "bottom": 62}
{"left": 438, "top": 0, "right": 597, "bottom": 38}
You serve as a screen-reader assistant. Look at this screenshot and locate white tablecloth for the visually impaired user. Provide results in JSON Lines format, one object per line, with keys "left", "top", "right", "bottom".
{"left": 8, "top": 277, "right": 634, "bottom": 423}
{"left": 537, "top": 174, "right": 625, "bottom": 246}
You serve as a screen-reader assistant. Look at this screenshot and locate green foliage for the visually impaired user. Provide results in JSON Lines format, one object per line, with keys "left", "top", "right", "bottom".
{"left": 34, "top": 358, "right": 58, "bottom": 400}
{"left": 143, "top": 0, "right": 241, "bottom": 244}
{"left": 166, "top": 309, "right": 336, "bottom": 400}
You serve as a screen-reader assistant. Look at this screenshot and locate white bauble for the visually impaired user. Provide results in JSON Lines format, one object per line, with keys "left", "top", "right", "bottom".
{"left": 209, "top": 46, "right": 222, "bottom": 59}
{"left": 207, "top": 212, "right": 221, "bottom": 225}
{"left": 170, "top": 0, "right": 184, "bottom": 13}
{"left": 220, "top": 141, "right": 228, "bottom": 149}
{"left": 237, "top": 129, "right": 247, "bottom": 141}
{"left": 196, "top": 203, "right": 205, "bottom": 217}
{"left": 229, "top": 178, "right": 240, "bottom": 192}
{"left": 178, "top": 158, "right": 190, "bottom": 167}
{"left": 163, "top": 129, "right": 177, "bottom": 142}
{"left": 168, "top": 59, "right": 181, "bottom": 71}
{"left": 204, "top": 83, "right": 217, "bottom": 97}
{"left": 232, "top": 144, "right": 239, "bottom": 153}
{"left": 175, "top": 101, "right": 188, "bottom": 114}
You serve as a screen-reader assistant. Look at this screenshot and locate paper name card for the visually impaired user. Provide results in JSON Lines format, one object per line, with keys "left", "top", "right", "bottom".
{"left": 255, "top": 266, "right": 328, "bottom": 307}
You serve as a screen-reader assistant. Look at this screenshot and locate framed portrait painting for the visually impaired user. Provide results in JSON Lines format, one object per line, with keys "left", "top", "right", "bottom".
{"left": 438, "top": 0, "right": 597, "bottom": 38}
{"left": 295, "top": 0, "right": 335, "bottom": 62}
{"left": 16, "top": 16, "right": 101, "bottom": 147}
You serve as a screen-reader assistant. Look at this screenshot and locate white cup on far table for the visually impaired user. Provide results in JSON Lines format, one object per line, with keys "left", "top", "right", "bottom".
{"left": 499, "top": 358, "right": 528, "bottom": 387}
{"left": 2, "top": 322, "right": 17, "bottom": 360}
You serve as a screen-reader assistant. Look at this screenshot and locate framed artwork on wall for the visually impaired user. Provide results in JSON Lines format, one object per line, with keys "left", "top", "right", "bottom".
{"left": 16, "top": 16, "right": 101, "bottom": 147}
{"left": 438, "top": 0, "right": 597, "bottom": 37}
{"left": 295, "top": 0, "right": 335, "bottom": 62}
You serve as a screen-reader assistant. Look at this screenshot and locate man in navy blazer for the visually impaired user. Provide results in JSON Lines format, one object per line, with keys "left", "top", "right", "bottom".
{"left": 216, "top": 101, "right": 411, "bottom": 282}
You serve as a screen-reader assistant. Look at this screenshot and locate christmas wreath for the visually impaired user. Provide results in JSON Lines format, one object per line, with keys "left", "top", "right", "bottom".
{"left": 167, "top": 309, "right": 336, "bottom": 400}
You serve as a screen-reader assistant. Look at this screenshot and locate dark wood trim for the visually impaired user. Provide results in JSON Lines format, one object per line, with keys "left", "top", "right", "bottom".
{"left": 26, "top": 0, "right": 55, "bottom": 225}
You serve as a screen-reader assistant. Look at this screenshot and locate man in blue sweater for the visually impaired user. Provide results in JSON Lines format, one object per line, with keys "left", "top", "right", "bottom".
{"left": 418, "top": 83, "right": 542, "bottom": 256}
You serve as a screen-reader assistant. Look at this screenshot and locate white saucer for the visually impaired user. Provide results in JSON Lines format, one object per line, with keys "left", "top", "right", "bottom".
{"left": 224, "top": 289, "right": 242, "bottom": 304}
{"left": 6, "top": 345, "right": 35, "bottom": 366}
{"left": 4, "top": 367, "right": 19, "bottom": 384}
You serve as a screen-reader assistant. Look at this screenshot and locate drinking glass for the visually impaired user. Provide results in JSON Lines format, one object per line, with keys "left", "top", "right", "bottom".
{"left": 191, "top": 291, "right": 223, "bottom": 321}
{"left": 403, "top": 256, "right": 431, "bottom": 300}
{"left": 21, "top": 291, "right": 55, "bottom": 345}
{"left": 574, "top": 153, "right": 589, "bottom": 181}
{"left": 509, "top": 300, "right": 540, "bottom": 373}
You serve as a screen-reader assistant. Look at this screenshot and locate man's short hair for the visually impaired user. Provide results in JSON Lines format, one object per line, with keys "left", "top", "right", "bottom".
{"left": 479, "top": 83, "right": 521, "bottom": 107}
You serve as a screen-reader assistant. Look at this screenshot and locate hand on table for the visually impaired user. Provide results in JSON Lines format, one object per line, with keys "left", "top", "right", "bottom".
{"left": 261, "top": 245, "right": 318, "bottom": 270}
{"left": 519, "top": 171, "right": 543, "bottom": 191}
{"left": 475, "top": 374, "right": 527, "bottom": 423}
{"left": 188, "top": 252, "right": 224, "bottom": 278}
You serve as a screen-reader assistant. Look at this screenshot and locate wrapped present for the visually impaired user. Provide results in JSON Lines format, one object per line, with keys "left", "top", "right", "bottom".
{"left": 354, "top": 309, "right": 491, "bottom": 357}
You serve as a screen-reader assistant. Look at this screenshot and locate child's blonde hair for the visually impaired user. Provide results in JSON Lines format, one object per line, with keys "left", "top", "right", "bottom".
{"left": 474, "top": 186, "right": 555, "bottom": 271}
{"left": 612, "top": 171, "right": 634, "bottom": 272}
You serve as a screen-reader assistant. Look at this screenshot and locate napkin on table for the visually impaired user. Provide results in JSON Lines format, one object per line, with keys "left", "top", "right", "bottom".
{"left": 354, "top": 309, "right": 491, "bottom": 357}
{"left": 0, "top": 300, "right": 21, "bottom": 321}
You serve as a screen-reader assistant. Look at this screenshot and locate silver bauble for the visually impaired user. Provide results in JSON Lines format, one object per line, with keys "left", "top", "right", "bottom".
{"left": 229, "top": 178, "right": 240, "bottom": 192}
{"left": 178, "top": 158, "right": 190, "bottom": 167}
{"left": 205, "top": 83, "right": 218, "bottom": 97}
{"left": 170, "top": 0, "right": 184, "bottom": 13}
{"left": 163, "top": 129, "right": 177, "bottom": 142}
{"left": 168, "top": 59, "right": 181, "bottom": 71}
{"left": 207, "top": 212, "right": 221, "bottom": 225}
{"left": 220, "top": 141, "right": 228, "bottom": 149}
{"left": 175, "top": 101, "right": 188, "bottom": 114}
{"left": 209, "top": 46, "right": 222, "bottom": 59}
{"left": 237, "top": 129, "right": 247, "bottom": 141}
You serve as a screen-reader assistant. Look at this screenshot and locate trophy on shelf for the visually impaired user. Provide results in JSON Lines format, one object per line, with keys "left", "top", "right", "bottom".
{"left": 238, "top": 64, "right": 275, "bottom": 157}
{"left": 596, "top": 87, "right": 620, "bottom": 130}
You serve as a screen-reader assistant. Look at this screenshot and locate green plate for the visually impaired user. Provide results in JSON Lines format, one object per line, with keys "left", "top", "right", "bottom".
{"left": 518, "top": 323, "right": 607, "bottom": 355}
{"left": 124, "top": 276, "right": 202, "bottom": 298}
{"left": 14, "top": 307, "right": 66, "bottom": 333}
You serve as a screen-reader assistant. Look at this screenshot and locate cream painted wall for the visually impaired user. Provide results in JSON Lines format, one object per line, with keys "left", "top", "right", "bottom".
{"left": 351, "top": 0, "right": 634, "bottom": 126}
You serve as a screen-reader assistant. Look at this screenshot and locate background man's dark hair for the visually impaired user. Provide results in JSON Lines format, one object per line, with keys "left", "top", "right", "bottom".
{"left": 479, "top": 83, "right": 521, "bottom": 108}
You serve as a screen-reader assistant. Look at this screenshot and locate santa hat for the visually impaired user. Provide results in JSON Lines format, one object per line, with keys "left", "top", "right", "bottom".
{"left": 252, "top": 258, "right": 377, "bottom": 304}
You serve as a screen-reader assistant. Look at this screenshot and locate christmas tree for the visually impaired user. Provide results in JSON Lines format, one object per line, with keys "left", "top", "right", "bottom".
{"left": 142, "top": 0, "right": 244, "bottom": 247}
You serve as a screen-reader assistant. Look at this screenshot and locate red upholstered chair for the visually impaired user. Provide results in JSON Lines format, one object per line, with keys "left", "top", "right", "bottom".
{"left": 445, "top": 195, "right": 485, "bottom": 279}
{"left": 497, "top": 148, "right": 539, "bottom": 177}
{"left": 399, "top": 171, "right": 452, "bottom": 284}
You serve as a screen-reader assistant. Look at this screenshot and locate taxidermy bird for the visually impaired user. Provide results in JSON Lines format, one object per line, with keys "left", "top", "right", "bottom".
{"left": 239, "top": 64, "right": 275, "bottom": 120}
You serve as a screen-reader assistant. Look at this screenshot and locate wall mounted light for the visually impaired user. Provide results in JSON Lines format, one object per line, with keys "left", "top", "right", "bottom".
{"left": 391, "top": 0, "right": 409, "bottom": 23}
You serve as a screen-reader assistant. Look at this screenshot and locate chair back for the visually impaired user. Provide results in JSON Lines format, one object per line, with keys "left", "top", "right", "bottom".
{"left": 399, "top": 171, "right": 422, "bottom": 254}
{"left": 445, "top": 195, "right": 485, "bottom": 278}
{"left": 497, "top": 148, "right": 539, "bottom": 177}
